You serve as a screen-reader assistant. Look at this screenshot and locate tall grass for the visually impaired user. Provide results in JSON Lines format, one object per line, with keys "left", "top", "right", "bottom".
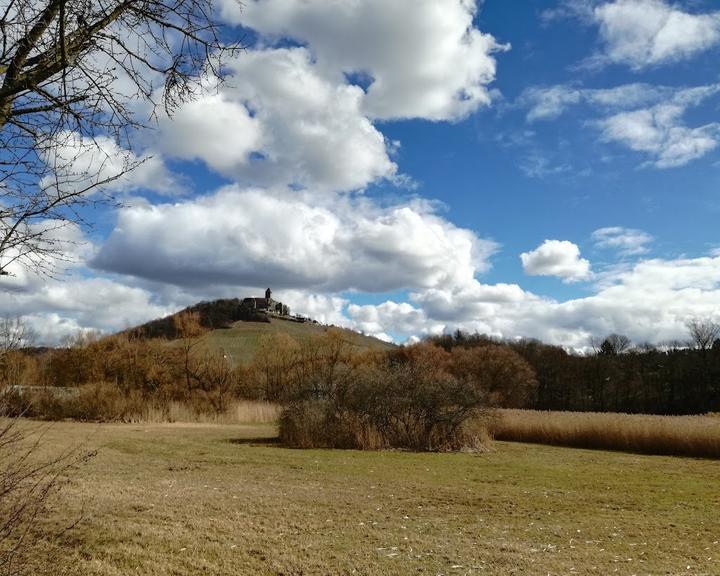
{"left": 140, "top": 400, "right": 281, "bottom": 425}
{"left": 2, "top": 384, "right": 280, "bottom": 425}
{"left": 491, "top": 409, "right": 720, "bottom": 458}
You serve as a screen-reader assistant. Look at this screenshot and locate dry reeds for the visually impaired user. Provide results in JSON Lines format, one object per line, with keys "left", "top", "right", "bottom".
{"left": 2, "top": 385, "right": 280, "bottom": 425}
{"left": 491, "top": 409, "right": 720, "bottom": 458}
{"left": 139, "top": 400, "right": 281, "bottom": 425}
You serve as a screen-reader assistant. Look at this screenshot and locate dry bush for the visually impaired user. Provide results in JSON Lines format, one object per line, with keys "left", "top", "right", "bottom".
{"left": 252, "top": 333, "right": 302, "bottom": 401}
{"left": 449, "top": 345, "right": 537, "bottom": 408}
{"left": 0, "top": 418, "right": 92, "bottom": 576}
{"left": 10, "top": 383, "right": 280, "bottom": 425}
{"left": 279, "top": 343, "right": 498, "bottom": 452}
{"left": 278, "top": 400, "right": 386, "bottom": 450}
{"left": 491, "top": 409, "right": 720, "bottom": 458}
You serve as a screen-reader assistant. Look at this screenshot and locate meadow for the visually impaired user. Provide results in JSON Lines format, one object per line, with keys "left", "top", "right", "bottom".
{"left": 20, "top": 419, "right": 720, "bottom": 576}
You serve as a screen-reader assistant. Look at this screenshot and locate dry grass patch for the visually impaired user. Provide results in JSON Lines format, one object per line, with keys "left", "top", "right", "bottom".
{"left": 492, "top": 409, "right": 720, "bottom": 458}
{"left": 140, "top": 400, "right": 281, "bottom": 425}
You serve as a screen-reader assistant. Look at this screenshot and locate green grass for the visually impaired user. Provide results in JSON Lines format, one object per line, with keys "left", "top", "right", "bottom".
{"left": 202, "top": 317, "right": 395, "bottom": 363}
{"left": 25, "top": 421, "right": 720, "bottom": 575}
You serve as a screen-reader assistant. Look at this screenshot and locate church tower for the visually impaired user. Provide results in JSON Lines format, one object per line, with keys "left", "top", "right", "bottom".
{"left": 265, "top": 287, "right": 272, "bottom": 303}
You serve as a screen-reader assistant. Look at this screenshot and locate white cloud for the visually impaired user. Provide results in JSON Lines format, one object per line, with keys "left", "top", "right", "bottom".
{"left": 592, "top": 226, "right": 653, "bottom": 256}
{"left": 1, "top": 276, "right": 173, "bottom": 345}
{"left": 40, "top": 131, "right": 180, "bottom": 196}
{"left": 221, "top": 0, "right": 508, "bottom": 121}
{"left": 518, "top": 154, "right": 572, "bottom": 178}
{"left": 348, "top": 301, "right": 439, "bottom": 340}
{"left": 346, "top": 254, "right": 720, "bottom": 349}
{"left": 521, "top": 83, "right": 668, "bottom": 122}
{"left": 92, "top": 185, "right": 498, "bottom": 294}
{"left": 0, "top": 223, "right": 176, "bottom": 344}
{"left": 154, "top": 48, "right": 396, "bottom": 193}
{"left": 146, "top": 1, "right": 510, "bottom": 192}
{"left": 520, "top": 83, "right": 720, "bottom": 168}
{"left": 592, "top": 0, "right": 720, "bottom": 69}
{"left": 598, "top": 102, "right": 720, "bottom": 168}
{"left": 274, "top": 291, "right": 351, "bottom": 328}
{"left": 521, "top": 240, "right": 592, "bottom": 282}
{"left": 157, "top": 92, "right": 263, "bottom": 174}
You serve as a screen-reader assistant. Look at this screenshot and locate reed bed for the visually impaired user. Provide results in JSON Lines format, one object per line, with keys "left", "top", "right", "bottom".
{"left": 490, "top": 409, "right": 720, "bottom": 458}
{"left": 134, "top": 400, "right": 281, "bottom": 425}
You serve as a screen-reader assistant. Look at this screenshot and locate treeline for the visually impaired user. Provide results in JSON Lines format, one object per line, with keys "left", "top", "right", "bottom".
{"left": 429, "top": 323, "right": 720, "bottom": 415}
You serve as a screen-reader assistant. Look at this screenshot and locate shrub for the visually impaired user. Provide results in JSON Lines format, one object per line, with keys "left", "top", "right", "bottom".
{"left": 279, "top": 344, "right": 496, "bottom": 452}
{"left": 0, "top": 418, "right": 93, "bottom": 575}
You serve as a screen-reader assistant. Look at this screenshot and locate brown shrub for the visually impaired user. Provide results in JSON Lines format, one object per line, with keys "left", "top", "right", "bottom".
{"left": 0, "top": 418, "right": 93, "bottom": 575}
{"left": 279, "top": 344, "right": 496, "bottom": 452}
{"left": 450, "top": 345, "right": 537, "bottom": 408}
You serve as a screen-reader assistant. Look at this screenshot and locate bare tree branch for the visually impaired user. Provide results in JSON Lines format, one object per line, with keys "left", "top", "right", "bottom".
{"left": 0, "top": 0, "right": 244, "bottom": 276}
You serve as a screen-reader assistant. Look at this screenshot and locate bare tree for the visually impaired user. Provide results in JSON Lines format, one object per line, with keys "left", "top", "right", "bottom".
{"left": 0, "top": 316, "right": 34, "bottom": 387}
{"left": 596, "top": 333, "right": 632, "bottom": 356}
{"left": 0, "top": 0, "right": 243, "bottom": 275}
{"left": 686, "top": 318, "right": 720, "bottom": 354}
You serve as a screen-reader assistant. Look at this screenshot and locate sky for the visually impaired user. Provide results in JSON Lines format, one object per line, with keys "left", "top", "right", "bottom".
{"left": 3, "top": 0, "right": 720, "bottom": 349}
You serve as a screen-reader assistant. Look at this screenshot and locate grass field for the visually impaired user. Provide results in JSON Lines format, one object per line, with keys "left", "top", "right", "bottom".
{"left": 23, "top": 421, "right": 720, "bottom": 575}
{"left": 202, "top": 318, "right": 395, "bottom": 363}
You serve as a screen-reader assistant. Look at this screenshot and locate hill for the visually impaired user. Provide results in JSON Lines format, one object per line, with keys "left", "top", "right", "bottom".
{"left": 204, "top": 317, "right": 395, "bottom": 363}
{"left": 125, "top": 298, "right": 395, "bottom": 364}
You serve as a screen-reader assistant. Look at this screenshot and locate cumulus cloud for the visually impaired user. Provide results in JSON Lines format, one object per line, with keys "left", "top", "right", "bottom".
{"left": 597, "top": 103, "right": 720, "bottom": 168}
{"left": 345, "top": 254, "right": 720, "bottom": 349}
{"left": 0, "top": 223, "right": 176, "bottom": 344}
{"left": 520, "top": 240, "right": 592, "bottom": 282}
{"left": 1, "top": 274, "right": 174, "bottom": 344}
{"left": 157, "top": 92, "right": 263, "bottom": 174}
{"left": 92, "top": 185, "right": 498, "bottom": 294}
{"left": 592, "top": 226, "right": 653, "bottom": 256}
{"left": 153, "top": 48, "right": 396, "bottom": 192}
{"left": 144, "top": 1, "right": 510, "bottom": 192}
{"left": 592, "top": 0, "right": 720, "bottom": 69}
{"left": 41, "top": 131, "right": 180, "bottom": 196}
{"left": 348, "top": 301, "right": 438, "bottom": 341}
{"left": 221, "top": 0, "right": 508, "bottom": 122}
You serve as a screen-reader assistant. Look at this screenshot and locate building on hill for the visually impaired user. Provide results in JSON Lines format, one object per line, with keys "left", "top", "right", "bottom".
{"left": 241, "top": 288, "right": 290, "bottom": 316}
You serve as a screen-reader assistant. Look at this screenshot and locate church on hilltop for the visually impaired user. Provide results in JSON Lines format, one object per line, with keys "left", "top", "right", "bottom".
{"left": 241, "top": 288, "right": 290, "bottom": 317}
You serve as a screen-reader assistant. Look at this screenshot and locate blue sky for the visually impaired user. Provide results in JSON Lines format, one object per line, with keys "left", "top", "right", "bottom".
{"left": 3, "top": 0, "right": 720, "bottom": 348}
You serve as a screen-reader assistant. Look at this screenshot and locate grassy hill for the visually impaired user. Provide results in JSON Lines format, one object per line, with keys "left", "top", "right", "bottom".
{"left": 125, "top": 298, "right": 395, "bottom": 364}
{"left": 203, "top": 316, "right": 395, "bottom": 364}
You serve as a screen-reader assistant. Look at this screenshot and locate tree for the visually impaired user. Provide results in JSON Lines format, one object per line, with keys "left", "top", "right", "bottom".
{"left": 597, "top": 333, "right": 632, "bottom": 356}
{"left": 0, "top": 316, "right": 34, "bottom": 356}
{"left": 0, "top": 316, "right": 35, "bottom": 387}
{"left": 686, "top": 318, "right": 720, "bottom": 354}
{"left": 449, "top": 344, "right": 537, "bottom": 408}
{"left": 0, "top": 0, "right": 241, "bottom": 275}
